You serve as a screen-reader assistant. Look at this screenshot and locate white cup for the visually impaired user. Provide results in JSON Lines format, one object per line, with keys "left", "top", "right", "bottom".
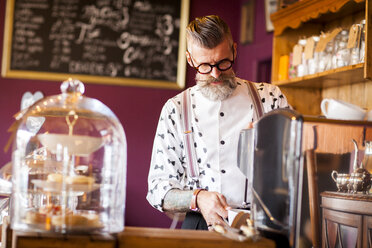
{"left": 320, "top": 98, "right": 366, "bottom": 120}
{"left": 228, "top": 208, "right": 250, "bottom": 227}
{"left": 367, "top": 110, "right": 372, "bottom": 121}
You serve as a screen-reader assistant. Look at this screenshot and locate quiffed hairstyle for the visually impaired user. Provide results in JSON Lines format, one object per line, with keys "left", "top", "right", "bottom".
{"left": 186, "top": 15, "right": 233, "bottom": 50}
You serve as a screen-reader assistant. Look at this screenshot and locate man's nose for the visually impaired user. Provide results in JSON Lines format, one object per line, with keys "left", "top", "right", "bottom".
{"left": 210, "top": 66, "right": 221, "bottom": 79}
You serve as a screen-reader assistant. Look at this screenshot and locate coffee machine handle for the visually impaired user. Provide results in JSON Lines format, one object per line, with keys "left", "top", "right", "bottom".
{"left": 331, "top": 170, "right": 338, "bottom": 183}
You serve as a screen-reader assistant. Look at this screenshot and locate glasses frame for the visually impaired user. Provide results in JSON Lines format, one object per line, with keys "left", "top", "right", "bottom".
{"left": 187, "top": 45, "right": 235, "bottom": 74}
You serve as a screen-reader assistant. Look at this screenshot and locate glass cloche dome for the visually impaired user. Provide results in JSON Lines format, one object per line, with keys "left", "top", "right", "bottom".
{"left": 10, "top": 78, "right": 127, "bottom": 233}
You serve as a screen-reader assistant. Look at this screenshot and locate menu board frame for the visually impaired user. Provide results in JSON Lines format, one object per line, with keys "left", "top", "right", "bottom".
{"left": 1, "top": 0, "right": 189, "bottom": 89}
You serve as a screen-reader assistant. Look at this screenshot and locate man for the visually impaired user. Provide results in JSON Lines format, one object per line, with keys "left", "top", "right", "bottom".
{"left": 146, "top": 15, "right": 289, "bottom": 230}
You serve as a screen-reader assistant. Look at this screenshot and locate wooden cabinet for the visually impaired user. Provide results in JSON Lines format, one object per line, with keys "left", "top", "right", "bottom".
{"left": 270, "top": 0, "right": 372, "bottom": 115}
{"left": 365, "top": 216, "right": 372, "bottom": 248}
{"left": 321, "top": 191, "right": 372, "bottom": 248}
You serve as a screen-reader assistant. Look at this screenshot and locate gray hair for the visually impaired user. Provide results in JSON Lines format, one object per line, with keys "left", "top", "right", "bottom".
{"left": 186, "top": 15, "right": 233, "bottom": 50}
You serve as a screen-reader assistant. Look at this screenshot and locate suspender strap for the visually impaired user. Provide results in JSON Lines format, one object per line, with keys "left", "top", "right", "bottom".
{"left": 246, "top": 81, "right": 264, "bottom": 119}
{"left": 181, "top": 82, "right": 263, "bottom": 185}
{"left": 181, "top": 89, "right": 200, "bottom": 185}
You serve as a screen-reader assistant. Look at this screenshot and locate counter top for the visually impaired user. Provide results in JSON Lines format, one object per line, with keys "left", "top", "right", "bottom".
{"left": 8, "top": 226, "right": 275, "bottom": 248}
{"left": 321, "top": 191, "right": 372, "bottom": 215}
{"left": 118, "top": 226, "right": 275, "bottom": 248}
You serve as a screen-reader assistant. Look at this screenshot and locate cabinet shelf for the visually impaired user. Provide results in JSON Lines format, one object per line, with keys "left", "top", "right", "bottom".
{"left": 270, "top": 0, "right": 372, "bottom": 115}
{"left": 271, "top": 0, "right": 365, "bottom": 36}
{"left": 274, "top": 63, "right": 365, "bottom": 88}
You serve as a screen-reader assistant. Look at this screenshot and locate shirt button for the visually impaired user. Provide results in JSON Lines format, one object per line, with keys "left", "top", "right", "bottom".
{"left": 221, "top": 169, "right": 226, "bottom": 173}
{"left": 220, "top": 140, "right": 225, "bottom": 145}
{"left": 220, "top": 112, "right": 224, "bottom": 117}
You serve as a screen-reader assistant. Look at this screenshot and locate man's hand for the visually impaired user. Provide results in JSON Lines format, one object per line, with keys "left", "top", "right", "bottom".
{"left": 197, "top": 190, "right": 231, "bottom": 227}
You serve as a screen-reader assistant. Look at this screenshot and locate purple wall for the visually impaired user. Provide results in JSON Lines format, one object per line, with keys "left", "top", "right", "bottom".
{"left": 237, "top": 0, "right": 274, "bottom": 82}
{"left": 0, "top": 0, "right": 272, "bottom": 228}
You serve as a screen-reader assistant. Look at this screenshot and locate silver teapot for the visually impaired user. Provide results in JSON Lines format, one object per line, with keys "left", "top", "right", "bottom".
{"left": 331, "top": 171, "right": 350, "bottom": 192}
{"left": 331, "top": 139, "right": 372, "bottom": 194}
{"left": 348, "top": 167, "right": 371, "bottom": 194}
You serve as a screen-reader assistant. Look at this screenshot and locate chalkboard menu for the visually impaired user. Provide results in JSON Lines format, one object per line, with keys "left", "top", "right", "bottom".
{"left": 2, "top": 0, "right": 189, "bottom": 89}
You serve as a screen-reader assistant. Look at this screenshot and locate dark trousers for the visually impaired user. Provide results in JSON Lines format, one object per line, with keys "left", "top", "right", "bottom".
{"left": 181, "top": 211, "right": 208, "bottom": 230}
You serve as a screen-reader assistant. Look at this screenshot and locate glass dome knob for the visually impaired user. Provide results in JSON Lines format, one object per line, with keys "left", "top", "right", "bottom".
{"left": 60, "top": 78, "right": 85, "bottom": 95}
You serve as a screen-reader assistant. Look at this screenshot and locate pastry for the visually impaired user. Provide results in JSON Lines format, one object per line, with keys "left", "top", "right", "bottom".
{"left": 51, "top": 214, "right": 89, "bottom": 227}
{"left": 84, "top": 213, "right": 101, "bottom": 227}
{"left": 38, "top": 204, "right": 72, "bottom": 216}
{"left": 47, "top": 174, "right": 95, "bottom": 185}
{"left": 47, "top": 173, "right": 63, "bottom": 183}
{"left": 66, "top": 175, "right": 94, "bottom": 185}
{"left": 25, "top": 211, "right": 47, "bottom": 224}
{"left": 39, "top": 205, "right": 62, "bottom": 215}
{"left": 240, "top": 224, "right": 258, "bottom": 237}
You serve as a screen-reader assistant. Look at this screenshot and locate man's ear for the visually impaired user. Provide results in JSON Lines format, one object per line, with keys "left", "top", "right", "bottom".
{"left": 185, "top": 51, "right": 193, "bottom": 67}
{"left": 233, "top": 42, "right": 237, "bottom": 60}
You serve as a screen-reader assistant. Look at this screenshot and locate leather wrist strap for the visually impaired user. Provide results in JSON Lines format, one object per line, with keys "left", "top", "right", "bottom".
{"left": 190, "top": 189, "right": 204, "bottom": 211}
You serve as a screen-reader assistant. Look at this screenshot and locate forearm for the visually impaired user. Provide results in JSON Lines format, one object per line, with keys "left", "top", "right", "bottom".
{"left": 163, "top": 189, "right": 193, "bottom": 212}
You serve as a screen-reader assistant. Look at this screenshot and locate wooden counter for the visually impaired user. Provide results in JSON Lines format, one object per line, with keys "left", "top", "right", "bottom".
{"left": 7, "top": 226, "right": 275, "bottom": 248}
{"left": 118, "top": 226, "right": 275, "bottom": 248}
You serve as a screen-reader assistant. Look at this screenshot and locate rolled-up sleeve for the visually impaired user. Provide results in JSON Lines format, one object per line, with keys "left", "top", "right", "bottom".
{"left": 273, "top": 85, "right": 291, "bottom": 109}
{"left": 257, "top": 83, "right": 290, "bottom": 110}
{"left": 146, "top": 98, "right": 187, "bottom": 211}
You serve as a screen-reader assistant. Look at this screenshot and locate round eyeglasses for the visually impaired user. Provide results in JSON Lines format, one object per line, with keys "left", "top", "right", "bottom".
{"left": 188, "top": 47, "right": 235, "bottom": 74}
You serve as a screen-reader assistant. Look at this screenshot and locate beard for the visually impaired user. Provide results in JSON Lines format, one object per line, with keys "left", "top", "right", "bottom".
{"left": 196, "top": 71, "right": 237, "bottom": 101}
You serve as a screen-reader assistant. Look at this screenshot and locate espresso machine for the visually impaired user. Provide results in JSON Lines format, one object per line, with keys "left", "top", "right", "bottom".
{"left": 238, "top": 108, "right": 372, "bottom": 248}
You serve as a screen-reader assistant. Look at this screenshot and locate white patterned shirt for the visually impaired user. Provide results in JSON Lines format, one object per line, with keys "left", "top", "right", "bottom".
{"left": 146, "top": 77, "right": 290, "bottom": 211}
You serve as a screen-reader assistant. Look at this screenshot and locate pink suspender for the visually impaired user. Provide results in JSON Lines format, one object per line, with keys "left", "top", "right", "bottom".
{"left": 181, "top": 89, "right": 200, "bottom": 186}
{"left": 181, "top": 81, "right": 263, "bottom": 184}
{"left": 245, "top": 81, "right": 264, "bottom": 120}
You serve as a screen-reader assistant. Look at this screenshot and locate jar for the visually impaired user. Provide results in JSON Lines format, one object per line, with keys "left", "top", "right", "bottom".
{"left": 332, "top": 30, "right": 350, "bottom": 69}
{"left": 10, "top": 79, "right": 127, "bottom": 234}
{"left": 288, "top": 53, "right": 297, "bottom": 79}
{"left": 296, "top": 38, "right": 307, "bottom": 77}
{"left": 307, "top": 36, "right": 320, "bottom": 75}
{"left": 359, "top": 19, "right": 366, "bottom": 63}
{"left": 318, "top": 33, "right": 334, "bottom": 72}
{"left": 350, "top": 24, "right": 361, "bottom": 65}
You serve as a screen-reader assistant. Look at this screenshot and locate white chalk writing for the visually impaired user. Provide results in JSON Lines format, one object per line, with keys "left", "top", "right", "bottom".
{"left": 10, "top": 0, "right": 182, "bottom": 82}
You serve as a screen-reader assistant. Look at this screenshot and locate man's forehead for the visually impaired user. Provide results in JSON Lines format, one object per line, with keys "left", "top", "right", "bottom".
{"left": 189, "top": 41, "right": 232, "bottom": 63}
